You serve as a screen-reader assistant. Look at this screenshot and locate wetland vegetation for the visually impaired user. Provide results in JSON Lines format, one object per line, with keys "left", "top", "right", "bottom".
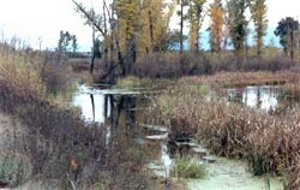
{"left": 0, "top": 0, "right": 300, "bottom": 190}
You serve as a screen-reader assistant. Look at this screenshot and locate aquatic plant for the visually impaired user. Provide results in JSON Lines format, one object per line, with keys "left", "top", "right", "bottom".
{"left": 170, "top": 158, "right": 207, "bottom": 179}
{"left": 115, "top": 76, "right": 175, "bottom": 90}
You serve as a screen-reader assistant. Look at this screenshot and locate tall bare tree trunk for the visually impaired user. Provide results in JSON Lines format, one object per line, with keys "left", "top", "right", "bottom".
{"left": 291, "top": 29, "right": 294, "bottom": 61}
{"left": 90, "top": 26, "right": 96, "bottom": 74}
{"left": 148, "top": 10, "right": 154, "bottom": 53}
{"left": 180, "top": 2, "right": 184, "bottom": 55}
{"left": 103, "top": 0, "right": 109, "bottom": 64}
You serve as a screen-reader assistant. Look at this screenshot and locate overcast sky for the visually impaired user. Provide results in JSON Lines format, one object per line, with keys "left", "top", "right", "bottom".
{"left": 0, "top": 0, "right": 299, "bottom": 51}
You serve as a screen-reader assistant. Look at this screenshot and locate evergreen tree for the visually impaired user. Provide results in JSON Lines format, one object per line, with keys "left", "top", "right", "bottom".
{"left": 274, "top": 17, "right": 299, "bottom": 61}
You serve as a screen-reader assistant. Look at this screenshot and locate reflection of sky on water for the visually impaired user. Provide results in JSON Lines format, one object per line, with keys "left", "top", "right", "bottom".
{"left": 228, "top": 86, "right": 280, "bottom": 111}
{"left": 72, "top": 84, "right": 141, "bottom": 124}
{"left": 72, "top": 92, "right": 111, "bottom": 123}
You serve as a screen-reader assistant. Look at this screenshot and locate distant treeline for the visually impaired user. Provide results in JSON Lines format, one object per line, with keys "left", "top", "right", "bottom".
{"left": 71, "top": 0, "right": 299, "bottom": 81}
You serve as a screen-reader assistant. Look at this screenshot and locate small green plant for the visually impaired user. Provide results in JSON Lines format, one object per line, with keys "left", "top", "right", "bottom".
{"left": 115, "top": 76, "right": 172, "bottom": 90}
{"left": 115, "top": 76, "right": 143, "bottom": 89}
{"left": 248, "top": 149, "right": 267, "bottom": 176}
{"left": 264, "top": 175, "right": 271, "bottom": 190}
{"left": 170, "top": 158, "right": 207, "bottom": 179}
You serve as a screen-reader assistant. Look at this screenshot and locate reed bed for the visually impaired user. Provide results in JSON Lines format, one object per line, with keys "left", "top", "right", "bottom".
{"left": 148, "top": 78, "right": 300, "bottom": 189}
{"left": 178, "top": 70, "right": 300, "bottom": 89}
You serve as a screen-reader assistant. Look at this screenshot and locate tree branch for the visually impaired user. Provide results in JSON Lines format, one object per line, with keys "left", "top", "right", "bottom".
{"left": 71, "top": 0, "right": 106, "bottom": 36}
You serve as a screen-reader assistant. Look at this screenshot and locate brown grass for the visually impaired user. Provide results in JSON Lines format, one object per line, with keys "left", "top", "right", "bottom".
{"left": 179, "top": 70, "right": 300, "bottom": 89}
{"left": 132, "top": 53, "right": 295, "bottom": 79}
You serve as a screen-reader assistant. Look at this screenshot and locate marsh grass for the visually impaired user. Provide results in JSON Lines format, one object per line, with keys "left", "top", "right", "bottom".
{"left": 147, "top": 75, "right": 300, "bottom": 189}
{"left": 115, "top": 76, "right": 176, "bottom": 90}
{"left": 170, "top": 158, "right": 207, "bottom": 179}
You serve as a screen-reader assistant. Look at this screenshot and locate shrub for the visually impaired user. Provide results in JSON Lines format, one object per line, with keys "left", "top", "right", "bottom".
{"left": 0, "top": 50, "right": 47, "bottom": 99}
{"left": 0, "top": 151, "right": 32, "bottom": 188}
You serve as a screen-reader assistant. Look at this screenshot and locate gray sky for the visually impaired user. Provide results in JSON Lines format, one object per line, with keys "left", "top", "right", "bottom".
{"left": 0, "top": 0, "right": 299, "bottom": 51}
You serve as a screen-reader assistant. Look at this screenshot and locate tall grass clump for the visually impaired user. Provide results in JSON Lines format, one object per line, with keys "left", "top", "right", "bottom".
{"left": 150, "top": 81, "right": 210, "bottom": 139}
{"left": 170, "top": 158, "right": 207, "bottom": 179}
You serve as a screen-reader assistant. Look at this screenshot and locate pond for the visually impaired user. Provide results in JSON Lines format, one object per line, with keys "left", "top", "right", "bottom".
{"left": 72, "top": 84, "right": 285, "bottom": 190}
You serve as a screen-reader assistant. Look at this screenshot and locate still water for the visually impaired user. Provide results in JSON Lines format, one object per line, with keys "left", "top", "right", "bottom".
{"left": 226, "top": 85, "right": 282, "bottom": 111}
{"left": 72, "top": 85, "right": 141, "bottom": 124}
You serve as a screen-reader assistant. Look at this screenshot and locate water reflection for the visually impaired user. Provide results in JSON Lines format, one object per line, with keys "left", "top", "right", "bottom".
{"left": 72, "top": 85, "right": 143, "bottom": 126}
{"left": 72, "top": 93, "right": 112, "bottom": 123}
{"left": 227, "top": 85, "right": 280, "bottom": 111}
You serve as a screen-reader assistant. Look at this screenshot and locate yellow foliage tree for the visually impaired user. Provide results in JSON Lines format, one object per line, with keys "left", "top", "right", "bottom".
{"left": 248, "top": 0, "right": 268, "bottom": 57}
{"left": 116, "top": 0, "right": 176, "bottom": 56}
{"left": 209, "top": 0, "right": 223, "bottom": 53}
{"left": 139, "top": 0, "right": 176, "bottom": 53}
{"left": 115, "top": 0, "right": 140, "bottom": 53}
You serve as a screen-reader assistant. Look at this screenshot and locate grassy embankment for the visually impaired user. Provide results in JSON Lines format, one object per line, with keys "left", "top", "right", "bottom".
{"left": 0, "top": 46, "right": 151, "bottom": 189}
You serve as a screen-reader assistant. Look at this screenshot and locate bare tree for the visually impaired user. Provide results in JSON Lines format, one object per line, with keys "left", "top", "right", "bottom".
{"left": 72, "top": 0, "right": 126, "bottom": 82}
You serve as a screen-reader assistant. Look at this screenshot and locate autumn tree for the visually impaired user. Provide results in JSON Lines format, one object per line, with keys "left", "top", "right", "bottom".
{"left": 274, "top": 17, "right": 299, "bottom": 61}
{"left": 139, "top": 0, "right": 176, "bottom": 53}
{"left": 73, "top": 0, "right": 176, "bottom": 78}
{"left": 248, "top": 0, "right": 268, "bottom": 57}
{"left": 209, "top": 0, "right": 223, "bottom": 53}
{"left": 226, "top": 0, "right": 248, "bottom": 54}
{"left": 116, "top": 0, "right": 176, "bottom": 72}
{"left": 189, "top": 0, "right": 206, "bottom": 54}
{"left": 115, "top": 0, "right": 141, "bottom": 75}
